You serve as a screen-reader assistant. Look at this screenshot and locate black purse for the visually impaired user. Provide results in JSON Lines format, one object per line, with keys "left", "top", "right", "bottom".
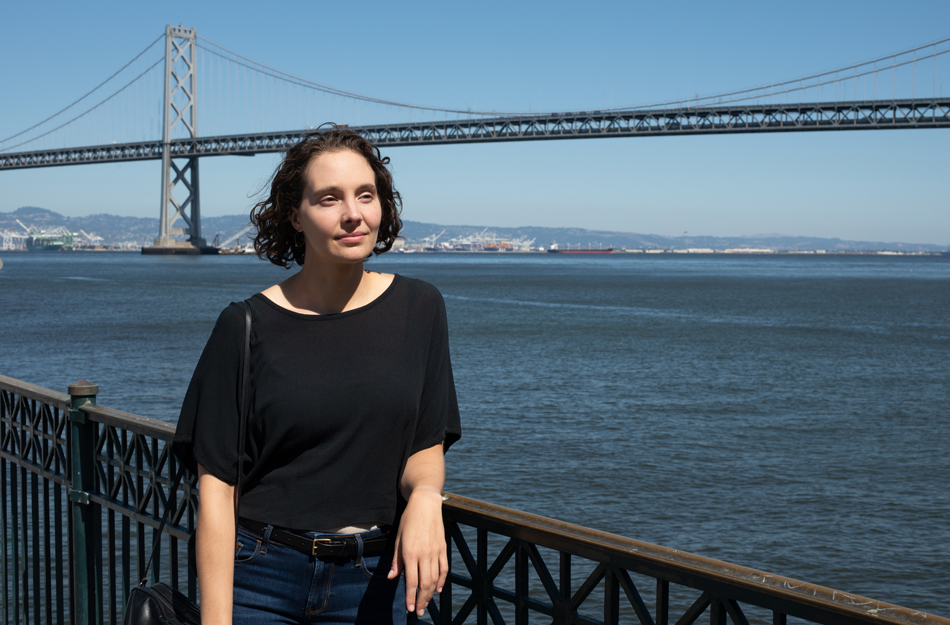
{"left": 123, "top": 301, "right": 252, "bottom": 625}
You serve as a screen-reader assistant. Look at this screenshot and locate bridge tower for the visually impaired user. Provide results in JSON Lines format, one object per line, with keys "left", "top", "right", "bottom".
{"left": 143, "top": 25, "right": 214, "bottom": 255}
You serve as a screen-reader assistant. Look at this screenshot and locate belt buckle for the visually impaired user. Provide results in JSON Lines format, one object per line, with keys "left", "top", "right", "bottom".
{"left": 311, "top": 538, "right": 333, "bottom": 556}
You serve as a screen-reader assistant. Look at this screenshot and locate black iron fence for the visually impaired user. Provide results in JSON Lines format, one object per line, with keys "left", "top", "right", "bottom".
{"left": 1, "top": 376, "right": 196, "bottom": 625}
{"left": 1, "top": 374, "right": 946, "bottom": 625}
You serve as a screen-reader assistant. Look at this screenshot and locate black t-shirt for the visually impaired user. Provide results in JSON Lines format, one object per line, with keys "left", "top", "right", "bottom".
{"left": 171, "top": 275, "right": 461, "bottom": 530}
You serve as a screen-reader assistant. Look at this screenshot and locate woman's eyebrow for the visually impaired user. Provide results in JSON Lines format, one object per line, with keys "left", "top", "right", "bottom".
{"left": 311, "top": 186, "right": 340, "bottom": 197}
{"left": 311, "top": 183, "right": 376, "bottom": 196}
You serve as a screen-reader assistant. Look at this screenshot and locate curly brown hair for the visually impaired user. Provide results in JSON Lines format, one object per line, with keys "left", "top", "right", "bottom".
{"left": 250, "top": 127, "right": 403, "bottom": 268}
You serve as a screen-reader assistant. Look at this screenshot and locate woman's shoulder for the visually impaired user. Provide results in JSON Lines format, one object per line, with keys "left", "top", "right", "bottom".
{"left": 211, "top": 299, "right": 252, "bottom": 335}
{"left": 390, "top": 275, "right": 448, "bottom": 317}
{"left": 394, "top": 275, "right": 445, "bottom": 304}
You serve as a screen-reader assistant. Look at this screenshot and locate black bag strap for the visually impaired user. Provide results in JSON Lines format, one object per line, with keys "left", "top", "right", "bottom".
{"left": 141, "top": 300, "right": 252, "bottom": 585}
{"left": 234, "top": 300, "right": 251, "bottom": 527}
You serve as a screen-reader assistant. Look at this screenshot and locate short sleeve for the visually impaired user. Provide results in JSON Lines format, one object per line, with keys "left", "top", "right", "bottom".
{"left": 171, "top": 303, "right": 246, "bottom": 484}
{"left": 412, "top": 289, "right": 462, "bottom": 455}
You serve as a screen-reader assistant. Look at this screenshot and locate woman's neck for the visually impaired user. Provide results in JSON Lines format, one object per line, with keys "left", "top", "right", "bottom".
{"left": 286, "top": 260, "right": 367, "bottom": 315}
{"left": 264, "top": 260, "right": 392, "bottom": 316}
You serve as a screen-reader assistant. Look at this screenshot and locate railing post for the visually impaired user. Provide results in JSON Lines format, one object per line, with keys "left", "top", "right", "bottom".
{"left": 69, "top": 380, "right": 102, "bottom": 625}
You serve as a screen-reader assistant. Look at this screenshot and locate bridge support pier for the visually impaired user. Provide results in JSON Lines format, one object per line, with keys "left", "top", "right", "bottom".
{"left": 143, "top": 24, "right": 217, "bottom": 255}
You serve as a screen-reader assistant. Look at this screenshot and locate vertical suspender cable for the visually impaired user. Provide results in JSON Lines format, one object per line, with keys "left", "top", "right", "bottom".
{"left": 207, "top": 49, "right": 211, "bottom": 136}
{"left": 226, "top": 55, "right": 230, "bottom": 135}
{"left": 213, "top": 49, "right": 216, "bottom": 135}
{"left": 211, "top": 49, "right": 215, "bottom": 136}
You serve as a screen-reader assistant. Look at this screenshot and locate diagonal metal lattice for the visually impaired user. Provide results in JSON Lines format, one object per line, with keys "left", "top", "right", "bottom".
{"left": 0, "top": 391, "right": 70, "bottom": 485}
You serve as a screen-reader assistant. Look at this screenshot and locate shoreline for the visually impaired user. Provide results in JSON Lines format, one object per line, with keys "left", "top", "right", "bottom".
{"left": 0, "top": 248, "right": 947, "bottom": 256}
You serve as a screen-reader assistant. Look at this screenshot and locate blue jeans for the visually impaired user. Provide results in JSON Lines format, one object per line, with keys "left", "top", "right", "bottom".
{"left": 232, "top": 524, "right": 407, "bottom": 625}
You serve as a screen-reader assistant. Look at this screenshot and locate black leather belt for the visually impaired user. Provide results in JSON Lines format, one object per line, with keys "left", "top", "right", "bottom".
{"left": 239, "top": 518, "right": 391, "bottom": 558}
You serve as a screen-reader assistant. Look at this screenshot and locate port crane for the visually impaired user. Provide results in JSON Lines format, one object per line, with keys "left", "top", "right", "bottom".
{"left": 0, "top": 229, "right": 28, "bottom": 250}
{"left": 421, "top": 230, "right": 446, "bottom": 249}
{"left": 216, "top": 224, "right": 254, "bottom": 250}
{"left": 79, "top": 230, "right": 103, "bottom": 246}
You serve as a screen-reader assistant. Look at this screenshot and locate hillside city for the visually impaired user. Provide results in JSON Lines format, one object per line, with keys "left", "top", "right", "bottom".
{"left": 1, "top": 206, "right": 946, "bottom": 255}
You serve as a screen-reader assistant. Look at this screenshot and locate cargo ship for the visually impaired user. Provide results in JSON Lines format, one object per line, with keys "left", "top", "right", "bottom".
{"left": 483, "top": 241, "right": 515, "bottom": 252}
{"left": 546, "top": 243, "right": 613, "bottom": 254}
{"left": 16, "top": 221, "right": 73, "bottom": 251}
{"left": 26, "top": 234, "right": 68, "bottom": 251}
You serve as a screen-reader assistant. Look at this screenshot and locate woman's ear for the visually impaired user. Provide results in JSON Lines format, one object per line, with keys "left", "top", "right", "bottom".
{"left": 289, "top": 208, "right": 301, "bottom": 231}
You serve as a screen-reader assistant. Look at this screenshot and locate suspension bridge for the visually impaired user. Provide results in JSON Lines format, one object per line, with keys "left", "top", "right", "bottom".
{"left": 2, "top": 25, "right": 948, "bottom": 253}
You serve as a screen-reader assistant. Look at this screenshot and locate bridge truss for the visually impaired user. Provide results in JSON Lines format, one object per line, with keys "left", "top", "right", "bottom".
{"left": 3, "top": 98, "right": 949, "bottom": 170}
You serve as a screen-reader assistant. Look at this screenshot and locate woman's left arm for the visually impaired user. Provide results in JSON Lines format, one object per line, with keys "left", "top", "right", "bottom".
{"left": 388, "top": 442, "right": 447, "bottom": 618}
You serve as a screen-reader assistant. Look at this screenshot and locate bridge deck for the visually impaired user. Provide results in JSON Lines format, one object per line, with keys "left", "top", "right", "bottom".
{"left": 2, "top": 98, "right": 949, "bottom": 170}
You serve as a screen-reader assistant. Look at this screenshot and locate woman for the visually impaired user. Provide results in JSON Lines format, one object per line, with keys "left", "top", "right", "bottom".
{"left": 172, "top": 127, "right": 461, "bottom": 625}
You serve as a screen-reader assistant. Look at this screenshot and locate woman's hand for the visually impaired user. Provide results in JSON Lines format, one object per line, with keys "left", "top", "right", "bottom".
{"left": 388, "top": 443, "right": 447, "bottom": 617}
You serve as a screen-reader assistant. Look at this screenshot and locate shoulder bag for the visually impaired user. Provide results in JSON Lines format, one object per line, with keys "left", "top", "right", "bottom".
{"left": 123, "top": 300, "right": 252, "bottom": 625}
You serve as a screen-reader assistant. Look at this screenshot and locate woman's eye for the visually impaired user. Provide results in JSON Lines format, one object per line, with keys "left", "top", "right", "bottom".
{"left": 319, "top": 197, "right": 337, "bottom": 205}
{"left": 359, "top": 193, "right": 374, "bottom": 202}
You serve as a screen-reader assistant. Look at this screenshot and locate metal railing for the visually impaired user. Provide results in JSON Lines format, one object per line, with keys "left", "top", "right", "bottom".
{"left": 1, "top": 376, "right": 197, "bottom": 625}
{"left": 1, "top": 374, "right": 947, "bottom": 625}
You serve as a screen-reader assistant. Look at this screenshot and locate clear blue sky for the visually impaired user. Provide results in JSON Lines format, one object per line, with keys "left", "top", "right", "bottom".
{"left": 1, "top": 0, "right": 948, "bottom": 245}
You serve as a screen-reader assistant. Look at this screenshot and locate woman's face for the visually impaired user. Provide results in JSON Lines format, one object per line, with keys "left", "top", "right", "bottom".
{"left": 292, "top": 149, "right": 382, "bottom": 267}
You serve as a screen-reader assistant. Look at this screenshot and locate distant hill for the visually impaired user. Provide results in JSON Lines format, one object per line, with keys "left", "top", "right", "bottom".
{"left": 1, "top": 207, "right": 945, "bottom": 252}
{"left": 398, "top": 220, "right": 947, "bottom": 253}
{"left": 1, "top": 207, "right": 253, "bottom": 247}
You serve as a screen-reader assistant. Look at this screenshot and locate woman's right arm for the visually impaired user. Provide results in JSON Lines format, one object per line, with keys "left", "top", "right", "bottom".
{"left": 196, "top": 464, "right": 237, "bottom": 625}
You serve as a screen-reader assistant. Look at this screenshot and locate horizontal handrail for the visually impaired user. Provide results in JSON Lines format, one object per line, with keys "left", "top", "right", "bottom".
{"left": 0, "top": 373, "right": 71, "bottom": 410}
{"left": 442, "top": 493, "right": 950, "bottom": 625}
{"left": 80, "top": 403, "right": 176, "bottom": 440}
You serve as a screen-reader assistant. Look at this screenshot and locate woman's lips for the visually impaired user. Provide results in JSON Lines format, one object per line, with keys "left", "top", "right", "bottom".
{"left": 336, "top": 232, "right": 367, "bottom": 243}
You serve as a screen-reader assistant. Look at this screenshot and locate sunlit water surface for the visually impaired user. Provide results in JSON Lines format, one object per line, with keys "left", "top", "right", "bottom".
{"left": 1, "top": 252, "right": 947, "bottom": 615}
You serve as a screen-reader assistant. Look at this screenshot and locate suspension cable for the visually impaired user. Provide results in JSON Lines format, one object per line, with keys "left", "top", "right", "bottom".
{"left": 0, "top": 58, "right": 163, "bottom": 153}
{"left": 0, "top": 34, "right": 164, "bottom": 145}
{"left": 627, "top": 47, "right": 950, "bottom": 113}
{"left": 624, "top": 35, "right": 950, "bottom": 111}
{"left": 4, "top": 31, "right": 948, "bottom": 152}
{"left": 197, "top": 36, "right": 515, "bottom": 117}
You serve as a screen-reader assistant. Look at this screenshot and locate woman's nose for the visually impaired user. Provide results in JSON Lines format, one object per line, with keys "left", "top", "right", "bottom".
{"left": 341, "top": 197, "right": 362, "bottom": 222}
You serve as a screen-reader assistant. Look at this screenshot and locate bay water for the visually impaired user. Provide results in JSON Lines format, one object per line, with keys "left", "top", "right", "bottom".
{"left": 1, "top": 252, "right": 947, "bottom": 615}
